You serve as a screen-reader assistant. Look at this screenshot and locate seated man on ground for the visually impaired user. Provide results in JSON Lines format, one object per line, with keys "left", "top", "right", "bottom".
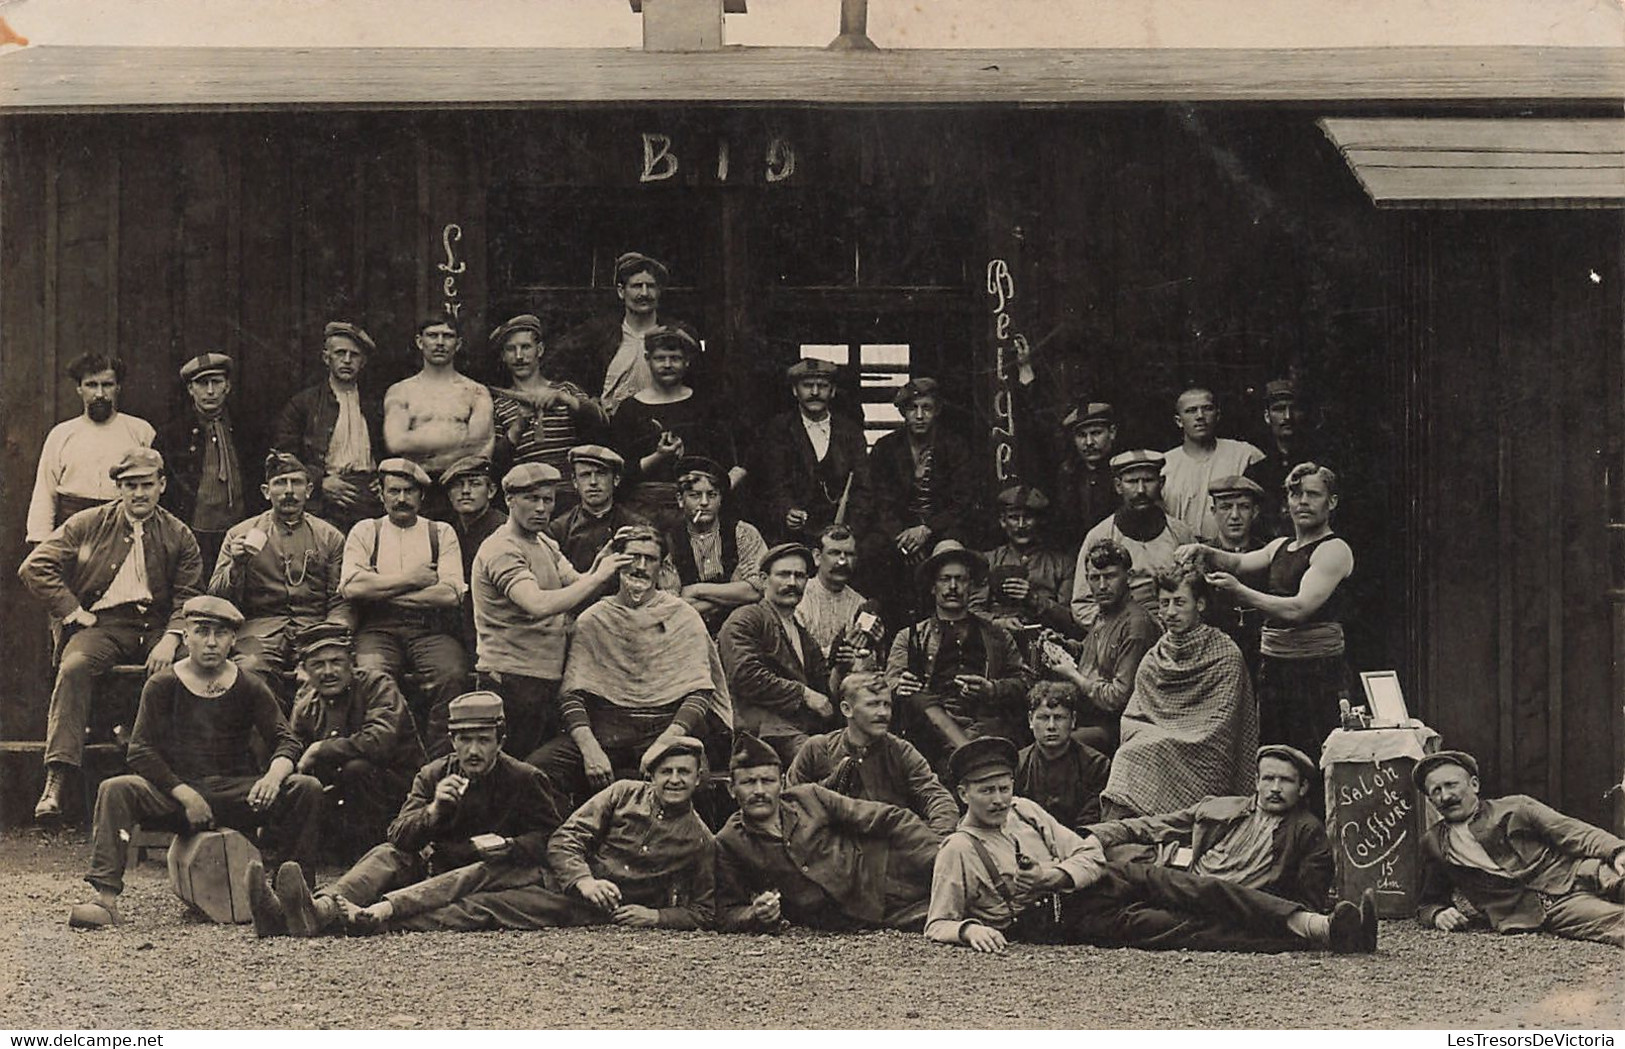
{"left": 529, "top": 524, "right": 732, "bottom": 802}
{"left": 1014, "top": 682, "right": 1112, "bottom": 833}
{"left": 380, "top": 736, "right": 716, "bottom": 933}
{"left": 925, "top": 737, "right": 1374, "bottom": 955}
{"left": 1415, "top": 750, "right": 1624, "bottom": 948}
{"left": 785, "top": 671, "right": 960, "bottom": 839}
{"left": 717, "top": 733, "right": 942, "bottom": 933}
{"left": 72, "top": 597, "right": 321, "bottom": 928}
{"left": 257, "top": 691, "right": 564, "bottom": 938}
{"left": 286, "top": 623, "right": 426, "bottom": 853}
{"left": 1099, "top": 563, "right": 1257, "bottom": 821}
{"left": 1084, "top": 745, "right": 1332, "bottom": 912}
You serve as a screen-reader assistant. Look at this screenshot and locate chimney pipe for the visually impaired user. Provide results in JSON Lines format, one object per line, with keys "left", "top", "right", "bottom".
{"left": 827, "top": 0, "right": 878, "bottom": 50}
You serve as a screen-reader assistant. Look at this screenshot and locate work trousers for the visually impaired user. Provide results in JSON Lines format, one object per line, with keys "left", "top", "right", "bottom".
{"left": 1540, "top": 864, "right": 1624, "bottom": 947}
{"left": 47, "top": 606, "right": 164, "bottom": 768}
{"left": 355, "top": 618, "right": 467, "bottom": 757}
{"left": 323, "top": 843, "right": 544, "bottom": 921}
{"left": 475, "top": 670, "right": 559, "bottom": 762}
{"left": 1257, "top": 653, "right": 1351, "bottom": 760}
{"left": 87, "top": 772, "right": 323, "bottom": 895}
{"left": 1010, "top": 861, "right": 1308, "bottom": 953}
{"left": 301, "top": 754, "right": 413, "bottom": 860}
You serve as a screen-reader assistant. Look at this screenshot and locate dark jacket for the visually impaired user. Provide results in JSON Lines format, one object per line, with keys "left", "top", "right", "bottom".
{"left": 549, "top": 501, "right": 647, "bottom": 574}
{"left": 718, "top": 600, "right": 836, "bottom": 739}
{"left": 126, "top": 667, "right": 302, "bottom": 791}
{"left": 288, "top": 667, "right": 426, "bottom": 778}
{"left": 19, "top": 501, "right": 202, "bottom": 632}
{"left": 753, "top": 409, "right": 873, "bottom": 543}
{"left": 1015, "top": 740, "right": 1113, "bottom": 833}
{"left": 1416, "top": 795, "right": 1625, "bottom": 933}
{"left": 547, "top": 312, "right": 626, "bottom": 395}
{"left": 883, "top": 612, "right": 1034, "bottom": 742}
{"left": 785, "top": 729, "right": 960, "bottom": 838}
{"left": 1086, "top": 794, "right": 1334, "bottom": 912}
{"left": 270, "top": 380, "right": 386, "bottom": 518}
{"left": 867, "top": 428, "right": 976, "bottom": 543}
{"left": 714, "top": 783, "right": 940, "bottom": 930}
{"left": 1054, "top": 455, "right": 1116, "bottom": 547}
{"left": 387, "top": 752, "right": 565, "bottom": 873}
{"left": 153, "top": 409, "right": 252, "bottom": 525}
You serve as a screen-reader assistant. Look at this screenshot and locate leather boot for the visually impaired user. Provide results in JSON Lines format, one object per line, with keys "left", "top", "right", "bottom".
{"left": 34, "top": 764, "right": 68, "bottom": 822}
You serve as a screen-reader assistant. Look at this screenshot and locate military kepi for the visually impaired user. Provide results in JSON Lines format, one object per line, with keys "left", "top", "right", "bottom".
{"left": 730, "top": 732, "right": 782, "bottom": 771}
{"left": 446, "top": 691, "right": 506, "bottom": 730}
{"left": 110, "top": 446, "right": 164, "bottom": 482}
{"left": 949, "top": 736, "right": 1020, "bottom": 785}
{"left": 182, "top": 595, "right": 244, "bottom": 628}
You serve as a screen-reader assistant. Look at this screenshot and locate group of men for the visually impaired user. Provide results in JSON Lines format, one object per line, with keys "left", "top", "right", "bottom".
{"left": 20, "top": 249, "right": 1623, "bottom": 952}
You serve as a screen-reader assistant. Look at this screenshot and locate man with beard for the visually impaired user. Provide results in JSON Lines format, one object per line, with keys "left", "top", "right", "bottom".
{"left": 382, "top": 313, "right": 495, "bottom": 507}
{"left": 756, "top": 358, "right": 872, "bottom": 546}
{"left": 718, "top": 544, "right": 837, "bottom": 766}
{"left": 471, "top": 462, "right": 631, "bottom": 759}
{"left": 27, "top": 353, "right": 155, "bottom": 543}
{"left": 1414, "top": 751, "right": 1624, "bottom": 948}
{"left": 20, "top": 448, "right": 201, "bottom": 822}
{"left": 287, "top": 623, "right": 425, "bottom": 854}
{"left": 156, "top": 353, "right": 250, "bottom": 568}
{"left": 794, "top": 524, "right": 879, "bottom": 666}
{"left": 209, "top": 453, "right": 350, "bottom": 688}
{"left": 976, "top": 484, "right": 1079, "bottom": 641}
{"left": 529, "top": 525, "right": 731, "bottom": 801}
{"left": 785, "top": 671, "right": 960, "bottom": 838}
{"left": 661, "top": 455, "right": 768, "bottom": 634}
{"left": 1159, "top": 388, "right": 1263, "bottom": 541}
{"left": 340, "top": 458, "right": 467, "bottom": 753}
{"left": 259, "top": 690, "right": 564, "bottom": 938}
{"left": 1052, "top": 401, "right": 1119, "bottom": 547}
{"left": 1085, "top": 745, "right": 1332, "bottom": 912}
{"left": 549, "top": 444, "right": 647, "bottom": 574}
{"left": 270, "top": 321, "right": 384, "bottom": 533}
{"left": 1245, "top": 379, "right": 1327, "bottom": 539}
{"left": 1071, "top": 450, "right": 1195, "bottom": 631}
{"left": 440, "top": 455, "right": 506, "bottom": 661}
{"left": 718, "top": 732, "right": 941, "bottom": 932}
{"left": 887, "top": 540, "right": 1033, "bottom": 770}
{"left": 71, "top": 596, "right": 321, "bottom": 928}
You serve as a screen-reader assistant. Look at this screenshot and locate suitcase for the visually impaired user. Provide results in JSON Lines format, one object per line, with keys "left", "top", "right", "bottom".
{"left": 166, "top": 828, "right": 262, "bottom": 924}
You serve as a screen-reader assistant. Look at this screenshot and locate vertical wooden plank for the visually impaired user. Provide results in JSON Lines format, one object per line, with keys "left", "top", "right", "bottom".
{"left": 116, "top": 115, "right": 182, "bottom": 428}
{"left": 237, "top": 115, "right": 301, "bottom": 418}
{"left": 1493, "top": 221, "right": 1518, "bottom": 790}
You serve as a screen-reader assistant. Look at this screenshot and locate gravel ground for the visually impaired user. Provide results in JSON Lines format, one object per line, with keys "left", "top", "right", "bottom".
{"left": 0, "top": 831, "right": 1619, "bottom": 1031}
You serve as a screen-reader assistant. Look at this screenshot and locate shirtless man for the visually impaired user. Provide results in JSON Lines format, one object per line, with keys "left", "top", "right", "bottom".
{"left": 383, "top": 313, "right": 495, "bottom": 487}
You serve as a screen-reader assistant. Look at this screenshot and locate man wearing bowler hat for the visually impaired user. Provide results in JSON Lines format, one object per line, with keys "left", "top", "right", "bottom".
{"left": 549, "top": 444, "right": 647, "bottom": 574}
{"left": 156, "top": 351, "right": 250, "bottom": 568}
{"left": 261, "top": 690, "right": 564, "bottom": 938}
{"left": 339, "top": 456, "right": 468, "bottom": 753}
{"left": 1085, "top": 744, "right": 1333, "bottom": 912}
{"left": 209, "top": 452, "right": 351, "bottom": 687}
{"left": 1414, "top": 751, "right": 1624, "bottom": 947}
{"left": 20, "top": 446, "right": 202, "bottom": 822}
{"left": 886, "top": 540, "right": 1033, "bottom": 771}
{"left": 1053, "top": 401, "right": 1120, "bottom": 546}
{"left": 756, "top": 357, "right": 873, "bottom": 546}
{"left": 270, "top": 320, "right": 384, "bottom": 533}
{"left": 976, "top": 483, "right": 1080, "bottom": 641}
{"left": 72, "top": 596, "right": 321, "bottom": 929}
{"left": 1071, "top": 449, "right": 1195, "bottom": 631}
{"left": 926, "top": 737, "right": 1374, "bottom": 954}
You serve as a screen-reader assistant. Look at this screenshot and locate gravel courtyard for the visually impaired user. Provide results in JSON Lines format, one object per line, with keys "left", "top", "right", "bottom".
{"left": 1, "top": 831, "right": 1619, "bottom": 1031}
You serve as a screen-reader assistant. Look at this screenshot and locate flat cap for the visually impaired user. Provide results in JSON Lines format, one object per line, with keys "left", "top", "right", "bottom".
{"left": 949, "top": 736, "right": 1020, "bottom": 785}
{"left": 488, "top": 314, "right": 544, "bottom": 348}
{"left": 568, "top": 444, "right": 625, "bottom": 473}
{"left": 916, "top": 539, "right": 989, "bottom": 587}
{"left": 730, "top": 732, "right": 782, "bottom": 771}
{"left": 1062, "top": 402, "right": 1116, "bottom": 430}
{"left": 760, "top": 542, "right": 815, "bottom": 576}
{"left": 1412, "top": 750, "right": 1479, "bottom": 791}
{"left": 640, "top": 735, "right": 706, "bottom": 775}
{"left": 295, "top": 622, "right": 354, "bottom": 659}
{"left": 787, "top": 358, "right": 840, "bottom": 382}
{"left": 1208, "top": 475, "right": 1266, "bottom": 500}
{"left": 109, "top": 446, "right": 164, "bottom": 482}
{"left": 1257, "top": 744, "right": 1317, "bottom": 784}
{"left": 376, "top": 457, "right": 432, "bottom": 490}
{"left": 264, "top": 451, "right": 310, "bottom": 484}
{"left": 179, "top": 352, "right": 234, "bottom": 384}
{"left": 1109, "top": 449, "right": 1165, "bottom": 476}
{"left": 614, "top": 251, "right": 670, "bottom": 286}
{"left": 446, "top": 690, "right": 505, "bottom": 730}
{"left": 502, "top": 462, "right": 564, "bottom": 493}
{"left": 675, "top": 456, "right": 729, "bottom": 490}
{"left": 323, "top": 321, "right": 376, "bottom": 354}
{"left": 644, "top": 322, "right": 702, "bottom": 355}
{"left": 181, "top": 595, "right": 244, "bottom": 627}
{"left": 1265, "top": 379, "right": 1300, "bottom": 404}
{"left": 441, "top": 455, "right": 495, "bottom": 488}
{"left": 893, "top": 377, "right": 940, "bottom": 409}
{"left": 996, "top": 484, "right": 1050, "bottom": 512}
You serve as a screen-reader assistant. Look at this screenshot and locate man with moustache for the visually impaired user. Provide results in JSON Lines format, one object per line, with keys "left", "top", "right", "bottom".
{"left": 1071, "top": 450, "right": 1195, "bottom": 631}
{"left": 976, "top": 484, "right": 1079, "bottom": 641}
{"left": 549, "top": 445, "right": 647, "bottom": 574}
{"left": 382, "top": 313, "right": 495, "bottom": 505}
{"left": 471, "top": 462, "right": 631, "bottom": 759}
{"left": 793, "top": 524, "right": 874, "bottom": 664}
{"left": 20, "top": 447, "right": 202, "bottom": 822}
{"left": 156, "top": 353, "right": 250, "bottom": 568}
{"left": 1085, "top": 745, "right": 1333, "bottom": 912}
{"left": 27, "top": 353, "right": 155, "bottom": 543}
{"left": 261, "top": 690, "right": 564, "bottom": 938}
{"left": 786, "top": 671, "right": 960, "bottom": 838}
{"left": 209, "top": 452, "right": 350, "bottom": 688}
{"left": 340, "top": 458, "right": 467, "bottom": 753}
{"left": 550, "top": 252, "right": 678, "bottom": 416}
{"left": 1159, "top": 387, "right": 1264, "bottom": 541}
{"left": 1052, "top": 402, "right": 1119, "bottom": 547}
{"left": 717, "top": 732, "right": 942, "bottom": 932}
{"left": 270, "top": 321, "right": 384, "bottom": 533}
{"left": 661, "top": 455, "right": 768, "bottom": 634}
{"left": 757, "top": 358, "right": 872, "bottom": 546}
{"left": 1415, "top": 751, "right": 1624, "bottom": 948}
{"left": 529, "top": 525, "right": 731, "bottom": 801}
{"left": 286, "top": 623, "right": 425, "bottom": 854}
{"left": 718, "top": 544, "right": 837, "bottom": 766}
{"left": 71, "top": 596, "right": 321, "bottom": 928}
